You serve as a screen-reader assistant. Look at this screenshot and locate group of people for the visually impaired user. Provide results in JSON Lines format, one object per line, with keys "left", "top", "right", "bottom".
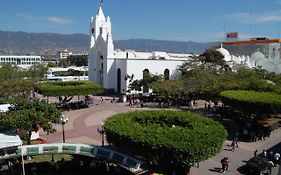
{"left": 260, "top": 149, "right": 280, "bottom": 165}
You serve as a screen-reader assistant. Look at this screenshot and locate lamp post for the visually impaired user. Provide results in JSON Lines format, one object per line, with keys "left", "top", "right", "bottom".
{"left": 97, "top": 122, "right": 105, "bottom": 146}
{"left": 60, "top": 114, "right": 69, "bottom": 143}
{"left": 20, "top": 143, "right": 25, "bottom": 175}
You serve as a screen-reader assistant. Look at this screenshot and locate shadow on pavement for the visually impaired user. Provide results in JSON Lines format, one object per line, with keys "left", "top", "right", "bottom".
{"left": 209, "top": 167, "right": 222, "bottom": 173}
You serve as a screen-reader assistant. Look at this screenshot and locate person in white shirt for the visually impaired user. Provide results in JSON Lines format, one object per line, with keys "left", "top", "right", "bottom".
{"left": 274, "top": 152, "right": 280, "bottom": 166}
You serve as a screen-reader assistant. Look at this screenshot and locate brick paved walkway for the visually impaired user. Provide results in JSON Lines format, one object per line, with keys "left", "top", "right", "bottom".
{"left": 41, "top": 98, "right": 281, "bottom": 174}
{"left": 42, "top": 98, "right": 134, "bottom": 145}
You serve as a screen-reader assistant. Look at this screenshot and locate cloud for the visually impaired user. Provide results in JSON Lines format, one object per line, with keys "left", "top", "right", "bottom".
{"left": 46, "top": 17, "right": 74, "bottom": 25}
{"left": 223, "top": 10, "right": 281, "bottom": 23}
{"left": 17, "top": 13, "right": 74, "bottom": 25}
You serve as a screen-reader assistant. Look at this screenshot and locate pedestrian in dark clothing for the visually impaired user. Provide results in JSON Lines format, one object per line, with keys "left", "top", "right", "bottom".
{"left": 267, "top": 161, "right": 274, "bottom": 174}
{"left": 221, "top": 157, "right": 229, "bottom": 173}
{"left": 254, "top": 150, "right": 258, "bottom": 157}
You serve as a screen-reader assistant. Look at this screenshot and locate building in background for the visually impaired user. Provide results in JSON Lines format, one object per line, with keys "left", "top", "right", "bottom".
{"left": 88, "top": 5, "right": 192, "bottom": 94}
{"left": 215, "top": 37, "right": 281, "bottom": 73}
{"left": 57, "top": 49, "right": 73, "bottom": 60}
{"left": 0, "top": 55, "right": 41, "bottom": 69}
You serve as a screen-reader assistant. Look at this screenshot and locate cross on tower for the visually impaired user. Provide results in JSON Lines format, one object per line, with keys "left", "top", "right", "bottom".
{"left": 99, "top": 0, "right": 103, "bottom": 7}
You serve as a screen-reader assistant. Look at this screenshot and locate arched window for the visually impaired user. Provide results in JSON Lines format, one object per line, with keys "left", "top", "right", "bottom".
{"left": 143, "top": 69, "right": 149, "bottom": 93}
{"left": 164, "top": 69, "right": 170, "bottom": 80}
{"left": 99, "top": 27, "right": 103, "bottom": 35}
{"left": 117, "top": 68, "right": 121, "bottom": 94}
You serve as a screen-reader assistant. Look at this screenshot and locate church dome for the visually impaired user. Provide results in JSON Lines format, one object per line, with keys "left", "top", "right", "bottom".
{"left": 216, "top": 47, "right": 231, "bottom": 62}
{"left": 251, "top": 50, "right": 265, "bottom": 61}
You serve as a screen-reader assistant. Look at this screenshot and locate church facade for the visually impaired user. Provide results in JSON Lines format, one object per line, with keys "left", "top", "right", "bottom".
{"left": 88, "top": 6, "right": 192, "bottom": 93}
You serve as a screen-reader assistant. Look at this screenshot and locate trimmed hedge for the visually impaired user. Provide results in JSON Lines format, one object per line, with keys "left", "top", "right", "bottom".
{"left": 104, "top": 110, "right": 227, "bottom": 169}
{"left": 36, "top": 81, "right": 103, "bottom": 97}
{"left": 220, "top": 90, "right": 281, "bottom": 114}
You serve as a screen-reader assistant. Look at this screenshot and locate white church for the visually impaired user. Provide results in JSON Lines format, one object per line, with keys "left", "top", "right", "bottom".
{"left": 88, "top": 5, "right": 281, "bottom": 94}
{"left": 88, "top": 6, "right": 192, "bottom": 94}
{"left": 216, "top": 46, "right": 281, "bottom": 73}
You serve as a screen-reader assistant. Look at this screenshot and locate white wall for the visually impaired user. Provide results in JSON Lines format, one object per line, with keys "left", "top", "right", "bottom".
{"left": 126, "top": 59, "right": 185, "bottom": 91}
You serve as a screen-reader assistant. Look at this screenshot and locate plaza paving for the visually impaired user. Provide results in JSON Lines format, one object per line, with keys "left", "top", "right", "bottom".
{"left": 41, "top": 97, "right": 281, "bottom": 175}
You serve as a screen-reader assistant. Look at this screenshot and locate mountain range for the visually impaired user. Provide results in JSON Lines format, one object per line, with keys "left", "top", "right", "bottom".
{"left": 0, "top": 30, "right": 210, "bottom": 54}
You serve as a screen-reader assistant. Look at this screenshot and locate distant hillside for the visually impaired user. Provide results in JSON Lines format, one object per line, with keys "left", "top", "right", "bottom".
{"left": 0, "top": 30, "right": 88, "bottom": 53}
{"left": 0, "top": 30, "right": 209, "bottom": 54}
{"left": 115, "top": 39, "right": 208, "bottom": 54}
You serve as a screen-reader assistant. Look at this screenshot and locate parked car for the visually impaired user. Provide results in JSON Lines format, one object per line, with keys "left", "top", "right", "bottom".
{"left": 246, "top": 156, "right": 269, "bottom": 175}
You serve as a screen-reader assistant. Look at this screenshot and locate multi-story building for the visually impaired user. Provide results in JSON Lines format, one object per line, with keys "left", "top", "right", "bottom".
{"left": 223, "top": 38, "right": 281, "bottom": 61}
{"left": 211, "top": 37, "right": 281, "bottom": 73}
{"left": 0, "top": 55, "right": 41, "bottom": 69}
{"left": 57, "top": 49, "right": 73, "bottom": 60}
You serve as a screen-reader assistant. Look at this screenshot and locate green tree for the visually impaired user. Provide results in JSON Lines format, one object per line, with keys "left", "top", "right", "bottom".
{"left": 0, "top": 98, "right": 61, "bottom": 144}
{"left": 58, "top": 55, "right": 88, "bottom": 67}
{"left": 47, "top": 62, "right": 58, "bottom": 68}
{"left": 58, "top": 59, "right": 70, "bottom": 67}
{"left": 151, "top": 80, "right": 188, "bottom": 99}
{"left": 0, "top": 64, "right": 31, "bottom": 100}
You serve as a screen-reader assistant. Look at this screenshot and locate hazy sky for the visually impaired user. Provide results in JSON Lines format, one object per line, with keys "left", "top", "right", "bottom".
{"left": 1, "top": 0, "right": 281, "bottom": 42}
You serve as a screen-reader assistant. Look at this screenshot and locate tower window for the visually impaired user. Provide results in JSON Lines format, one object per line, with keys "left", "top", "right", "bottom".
{"left": 92, "top": 28, "right": 95, "bottom": 34}
{"left": 99, "top": 27, "right": 103, "bottom": 35}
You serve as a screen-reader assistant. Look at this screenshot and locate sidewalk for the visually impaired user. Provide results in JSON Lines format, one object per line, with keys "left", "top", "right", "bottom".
{"left": 190, "top": 127, "right": 281, "bottom": 175}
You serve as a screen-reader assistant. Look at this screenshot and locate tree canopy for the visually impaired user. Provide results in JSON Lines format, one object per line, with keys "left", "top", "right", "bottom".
{"left": 0, "top": 64, "right": 48, "bottom": 101}
{"left": 58, "top": 55, "right": 88, "bottom": 67}
{"left": 175, "top": 49, "right": 278, "bottom": 102}
{"left": 0, "top": 98, "right": 61, "bottom": 144}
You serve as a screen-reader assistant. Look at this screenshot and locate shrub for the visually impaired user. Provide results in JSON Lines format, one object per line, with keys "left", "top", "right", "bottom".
{"left": 104, "top": 110, "right": 227, "bottom": 169}
{"left": 220, "top": 90, "right": 281, "bottom": 114}
{"left": 36, "top": 80, "right": 103, "bottom": 97}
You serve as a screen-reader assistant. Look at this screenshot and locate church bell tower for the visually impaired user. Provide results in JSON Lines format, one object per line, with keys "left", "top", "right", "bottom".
{"left": 88, "top": 2, "right": 114, "bottom": 88}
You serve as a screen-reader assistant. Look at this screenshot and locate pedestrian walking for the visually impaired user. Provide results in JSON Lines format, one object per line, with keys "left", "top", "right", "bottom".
{"left": 254, "top": 150, "right": 258, "bottom": 157}
{"left": 267, "top": 160, "right": 274, "bottom": 174}
{"left": 274, "top": 152, "right": 280, "bottom": 166}
{"left": 230, "top": 138, "right": 238, "bottom": 151}
{"left": 225, "top": 157, "right": 229, "bottom": 171}
{"left": 221, "top": 158, "right": 226, "bottom": 173}
{"left": 220, "top": 157, "right": 229, "bottom": 173}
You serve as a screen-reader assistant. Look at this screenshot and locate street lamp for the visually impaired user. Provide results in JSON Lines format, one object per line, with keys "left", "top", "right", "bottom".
{"left": 20, "top": 143, "right": 25, "bottom": 175}
{"left": 97, "top": 122, "right": 105, "bottom": 146}
{"left": 60, "top": 114, "right": 69, "bottom": 143}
